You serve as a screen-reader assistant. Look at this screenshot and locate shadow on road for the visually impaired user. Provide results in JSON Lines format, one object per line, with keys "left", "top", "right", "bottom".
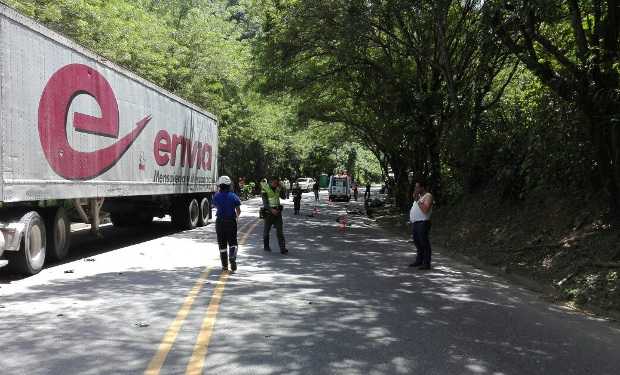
{"left": 169, "top": 196, "right": 620, "bottom": 375}
{"left": 0, "top": 221, "right": 182, "bottom": 284}
{"left": 1, "top": 193, "right": 619, "bottom": 375}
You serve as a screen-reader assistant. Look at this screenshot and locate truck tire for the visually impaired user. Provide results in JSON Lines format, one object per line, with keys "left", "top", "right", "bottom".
{"left": 198, "top": 197, "right": 210, "bottom": 227}
{"left": 136, "top": 212, "right": 154, "bottom": 226}
{"left": 7, "top": 211, "right": 46, "bottom": 275}
{"left": 172, "top": 198, "right": 200, "bottom": 230}
{"left": 110, "top": 213, "right": 130, "bottom": 227}
{"left": 45, "top": 207, "right": 71, "bottom": 261}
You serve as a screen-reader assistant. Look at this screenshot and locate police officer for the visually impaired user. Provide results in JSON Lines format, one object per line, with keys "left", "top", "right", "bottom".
{"left": 213, "top": 175, "right": 241, "bottom": 272}
{"left": 261, "top": 177, "right": 288, "bottom": 254}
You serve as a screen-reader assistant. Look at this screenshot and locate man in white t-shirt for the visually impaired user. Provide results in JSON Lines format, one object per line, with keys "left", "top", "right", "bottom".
{"left": 409, "top": 179, "right": 433, "bottom": 270}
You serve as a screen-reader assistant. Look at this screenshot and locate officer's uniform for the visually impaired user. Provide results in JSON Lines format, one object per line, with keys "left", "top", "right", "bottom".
{"left": 261, "top": 181, "right": 287, "bottom": 254}
{"left": 213, "top": 184, "right": 241, "bottom": 271}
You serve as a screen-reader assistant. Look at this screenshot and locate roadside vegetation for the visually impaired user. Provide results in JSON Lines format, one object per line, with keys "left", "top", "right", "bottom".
{"left": 7, "top": 0, "right": 620, "bottom": 313}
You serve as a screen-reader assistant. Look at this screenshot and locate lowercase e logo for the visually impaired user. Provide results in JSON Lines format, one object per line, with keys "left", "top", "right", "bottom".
{"left": 38, "top": 64, "right": 151, "bottom": 180}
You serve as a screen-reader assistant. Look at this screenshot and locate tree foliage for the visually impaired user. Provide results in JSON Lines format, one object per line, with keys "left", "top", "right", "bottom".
{"left": 6, "top": 0, "right": 368, "bottom": 186}
{"left": 8, "top": 0, "right": 618, "bottom": 215}
{"left": 253, "top": 0, "right": 620, "bottom": 216}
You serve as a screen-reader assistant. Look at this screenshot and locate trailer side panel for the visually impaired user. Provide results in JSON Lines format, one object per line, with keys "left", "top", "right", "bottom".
{"left": 0, "top": 6, "right": 218, "bottom": 203}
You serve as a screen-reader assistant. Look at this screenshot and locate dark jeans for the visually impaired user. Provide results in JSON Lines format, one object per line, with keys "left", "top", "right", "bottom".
{"left": 263, "top": 213, "right": 285, "bottom": 250}
{"left": 314, "top": 190, "right": 319, "bottom": 201}
{"left": 293, "top": 199, "right": 301, "bottom": 213}
{"left": 412, "top": 220, "right": 432, "bottom": 267}
{"left": 216, "top": 218, "right": 238, "bottom": 258}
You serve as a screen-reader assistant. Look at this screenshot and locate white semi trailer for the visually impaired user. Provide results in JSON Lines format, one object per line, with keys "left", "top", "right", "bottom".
{"left": 0, "top": 4, "right": 219, "bottom": 275}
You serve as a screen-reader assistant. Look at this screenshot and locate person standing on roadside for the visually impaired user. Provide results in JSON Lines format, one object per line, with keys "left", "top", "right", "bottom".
{"left": 364, "top": 182, "right": 371, "bottom": 200}
{"left": 261, "top": 177, "right": 288, "bottom": 254}
{"left": 292, "top": 183, "right": 303, "bottom": 215}
{"left": 213, "top": 176, "right": 241, "bottom": 272}
{"left": 409, "top": 179, "right": 433, "bottom": 270}
{"left": 313, "top": 180, "right": 320, "bottom": 202}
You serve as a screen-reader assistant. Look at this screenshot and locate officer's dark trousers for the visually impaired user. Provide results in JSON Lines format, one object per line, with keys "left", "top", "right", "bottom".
{"left": 412, "top": 220, "right": 432, "bottom": 267}
{"left": 263, "top": 213, "right": 285, "bottom": 250}
{"left": 216, "top": 218, "right": 238, "bottom": 261}
{"left": 293, "top": 199, "right": 301, "bottom": 214}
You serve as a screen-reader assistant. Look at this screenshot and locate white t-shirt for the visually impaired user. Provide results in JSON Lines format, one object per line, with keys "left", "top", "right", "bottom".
{"left": 410, "top": 193, "right": 432, "bottom": 222}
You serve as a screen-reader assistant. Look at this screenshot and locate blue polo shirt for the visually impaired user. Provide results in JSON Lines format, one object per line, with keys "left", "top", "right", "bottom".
{"left": 213, "top": 191, "right": 241, "bottom": 219}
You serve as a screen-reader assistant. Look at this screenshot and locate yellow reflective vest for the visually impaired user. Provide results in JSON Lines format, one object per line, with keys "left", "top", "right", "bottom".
{"left": 261, "top": 182, "right": 282, "bottom": 208}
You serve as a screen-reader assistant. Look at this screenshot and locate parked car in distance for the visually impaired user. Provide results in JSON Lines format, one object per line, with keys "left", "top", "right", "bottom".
{"left": 296, "top": 177, "right": 315, "bottom": 192}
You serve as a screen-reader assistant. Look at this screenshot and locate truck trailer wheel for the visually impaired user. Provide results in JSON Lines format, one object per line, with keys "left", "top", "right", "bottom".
{"left": 110, "top": 213, "right": 130, "bottom": 227}
{"left": 7, "top": 211, "right": 46, "bottom": 275}
{"left": 172, "top": 198, "right": 200, "bottom": 230}
{"left": 198, "top": 197, "right": 210, "bottom": 227}
{"left": 136, "top": 212, "right": 154, "bottom": 226}
{"left": 45, "top": 207, "right": 71, "bottom": 261}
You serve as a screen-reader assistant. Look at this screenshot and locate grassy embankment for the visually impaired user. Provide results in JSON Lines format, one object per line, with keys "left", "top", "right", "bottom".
{"left": 371, "top": 192, "right": 620, "bottom": 317}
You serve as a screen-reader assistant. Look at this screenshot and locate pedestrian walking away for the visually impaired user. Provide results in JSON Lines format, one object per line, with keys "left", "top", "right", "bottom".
{"left": 364, "top": 182, "right": 371, "bottom": 201}
{"left": 313, "top": 180, "right": 320, "bottom": 202}
{"left": 292, "top": 183, "right": 303, "bottom": 215}
{"left": 261, "top": 177, "right": 288, "bottom": 254}
{"left": 212, "top": 175, "right": 242, "bottom": 272}
{"left": 353, "top": 182, "right": 358, "bottom": 201}
{"left": 409, "top": 179, "right": 433, "bottom": 270}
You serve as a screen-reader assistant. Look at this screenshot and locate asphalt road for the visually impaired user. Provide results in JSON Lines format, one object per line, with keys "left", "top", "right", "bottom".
{"left": 1, "top": 191, "right": 620, "bottom": 375}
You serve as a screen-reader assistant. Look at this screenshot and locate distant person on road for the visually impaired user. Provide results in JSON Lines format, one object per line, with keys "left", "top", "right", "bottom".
{"left": 409, "top": 179, "right": 433, "bottom": 270}
{"left": 292, "top": 183, "right": 302, "bottom": 215}
{"left": 213, "top": 176, "right": 241, "bottom": 272}
{"left": 352, "top": 182, "right": 358, "bottom": 201}
{"left": 364, "top": 183, "right": 371, "bottom": 200}
{"left": 313, "top": 180, "right": 320, "bottom": 201}
{"left": 261, "top": 177, "right": 288, "bottom": 254}
{"left": 283, "top": 179, "right": 290, "bottom": 200}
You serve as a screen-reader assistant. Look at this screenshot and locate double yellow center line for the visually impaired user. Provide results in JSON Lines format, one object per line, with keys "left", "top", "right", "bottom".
{"left": 145, "top": 219, "right": 259, "bottom": 375}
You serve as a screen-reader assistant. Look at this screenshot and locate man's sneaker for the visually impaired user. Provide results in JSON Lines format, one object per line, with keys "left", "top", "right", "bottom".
{"left": 264, "top": 247, "right": 272, "bottom": 252}
{"left": 230, "top": 260, "right": 237, "bottom": 272}
{"left": 418, "top": 265, "right": 431, "bottom": 270}
{"left": 409, "top": 262, "right": 422, "bottom": 267}
{"left": 280, "top": 249, "right": 289, "bottom": 255}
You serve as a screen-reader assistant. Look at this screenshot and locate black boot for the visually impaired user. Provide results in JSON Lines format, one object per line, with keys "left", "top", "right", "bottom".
{"left": 229, "top": 246, "right": 238, "bottom": 272}
{"left": 219, "top": 251, "right": 228, "bottom": 271}
{"left": 279, "top": 239, "right": 288, "bottom": 255}
{"left": 263, "top": 236, "right": 271, "bottom": 252}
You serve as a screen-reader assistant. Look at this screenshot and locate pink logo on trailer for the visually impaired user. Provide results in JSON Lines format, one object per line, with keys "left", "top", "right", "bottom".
{"left": 38, "top": 64, "right": 151, "bottom": 180}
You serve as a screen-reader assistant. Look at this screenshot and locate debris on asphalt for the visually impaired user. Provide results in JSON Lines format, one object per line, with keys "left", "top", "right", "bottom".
{"left": 64, "top": 270, "right": 74, "bottom": 274}
{"left": 0, "top": 305, "right": 5, "bottom": 309}
{"left": 56, "top": 314, "right": 64, "bottom": 317}
{"left": 85, "top": 258, "right": 95, "bottom": 262}
{"left": 135, "top": 321, "right": 150, "bottom": 328}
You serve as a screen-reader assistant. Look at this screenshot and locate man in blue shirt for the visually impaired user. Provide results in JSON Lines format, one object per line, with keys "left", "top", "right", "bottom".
{"left": 212, "top": 176, "right": 241, "bottom": 272}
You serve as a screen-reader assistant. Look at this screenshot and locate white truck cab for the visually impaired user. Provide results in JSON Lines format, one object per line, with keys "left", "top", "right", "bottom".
{"left": 328, "top": 175, "right": 352, "bottom": 202}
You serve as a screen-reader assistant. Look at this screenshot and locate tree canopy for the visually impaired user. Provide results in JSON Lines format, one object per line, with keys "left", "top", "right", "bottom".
{"left": 6, "top": 0, "right": 620, "bottom": 215}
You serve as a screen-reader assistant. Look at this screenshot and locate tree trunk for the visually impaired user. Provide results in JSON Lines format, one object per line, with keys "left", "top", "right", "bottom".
{"left": 427, "top": 121, "right": 443, "bottom": 205}
{"left": 584, "top": 101, "right": 620, "bottom": 218}
{"left": 389, "top": 155, "right": 412, "bottom": 211}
